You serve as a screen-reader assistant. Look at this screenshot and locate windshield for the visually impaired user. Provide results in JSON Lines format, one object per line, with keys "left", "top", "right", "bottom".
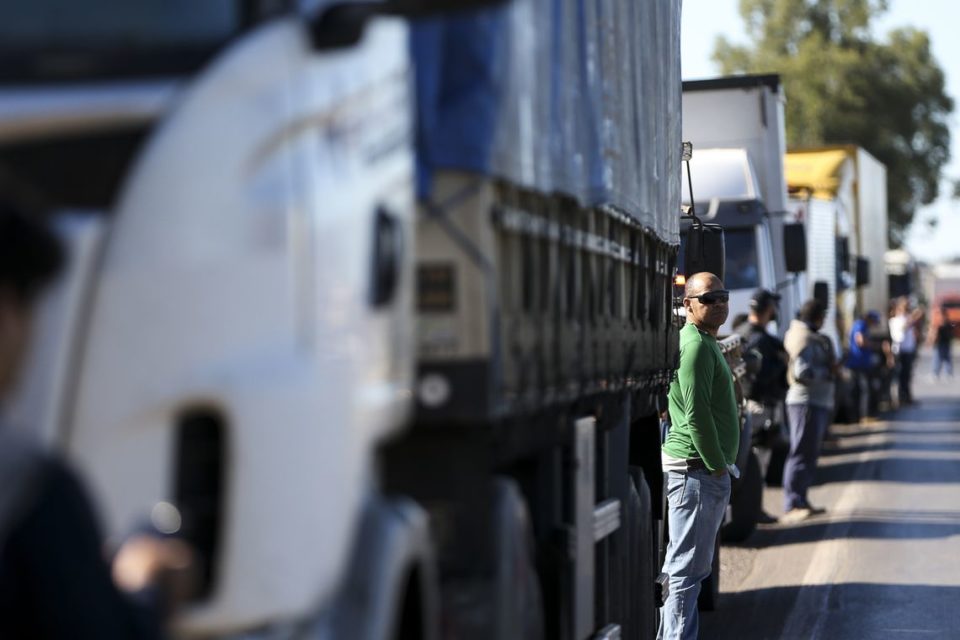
{"left": 681, "top": 149, "right": 758, "bottom": 204}
{"left": 0, "top": 1, "right": 244, "bottom": 81}
{"left": 724, "top": 228, "right": 759, "bottom": 290}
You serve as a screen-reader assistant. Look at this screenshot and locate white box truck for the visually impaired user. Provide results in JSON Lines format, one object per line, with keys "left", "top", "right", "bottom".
{"left": 785, "top": 146, "right": 890, "bottom": 348}
{"left": 2, "top": 1, "right": 690, "bottom": 638}
{"left": 681, "top": 75, "right": 806, "bottom": 336}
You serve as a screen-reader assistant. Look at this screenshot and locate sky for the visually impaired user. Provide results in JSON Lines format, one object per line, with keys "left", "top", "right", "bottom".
{"left": 681, "top": 0, "right": 960, "bottom": 263}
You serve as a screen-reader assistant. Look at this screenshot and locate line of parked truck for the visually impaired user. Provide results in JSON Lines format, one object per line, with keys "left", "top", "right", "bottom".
{"left": 0, "top": 2, "right": 893, "bottom": 639}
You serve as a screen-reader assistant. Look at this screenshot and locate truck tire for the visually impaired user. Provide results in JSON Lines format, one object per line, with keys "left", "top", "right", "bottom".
{"left": 440, "top": 479, "right": 544, "bottom": 640}
{"left": 697, "top": 530, "right": 721, "bottom": 612}
{"left": 628, "top": 467, "right": 658, "bottom": 639}
{"left": 492, "top": 478, "right": 544, "bottom": 640}
{"left": 721, "top": 450, "right": 763, "bottom": 543}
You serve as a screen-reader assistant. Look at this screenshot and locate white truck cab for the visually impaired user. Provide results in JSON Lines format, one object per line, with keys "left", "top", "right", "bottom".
{"left": 2, "top": 3, "right": 433, "bottom": 636}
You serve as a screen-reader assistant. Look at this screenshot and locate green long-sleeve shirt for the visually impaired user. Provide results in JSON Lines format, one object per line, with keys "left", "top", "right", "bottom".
{"left": 663, "top": 322, "right": 740, "bottom": 472}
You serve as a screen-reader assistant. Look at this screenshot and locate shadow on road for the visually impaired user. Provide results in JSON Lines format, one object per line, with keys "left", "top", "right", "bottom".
{"left": 819, "top": 439, "right": 960, "bottom": 457}
{"left": 701, "top": 583, "right": 960, "bottom": 640}
{"left": 814, "top": 457, "right": 960, "bottom": 485}
{"left": 734, "top": 507, "right": 960, "bottom": 549}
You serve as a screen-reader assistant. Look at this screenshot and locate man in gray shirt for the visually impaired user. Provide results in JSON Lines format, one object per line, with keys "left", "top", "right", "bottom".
{"left": 781, "top": 299, "right": 836, "bottom": 522}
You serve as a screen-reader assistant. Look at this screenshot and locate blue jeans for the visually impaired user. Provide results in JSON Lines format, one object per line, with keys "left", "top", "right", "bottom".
{"left": 783, "top": 404, "right": 830, "bottom": 511}
{"left": 933, "top": 344, "right": 953, "bottom": 377}
{"left": 658, "top": 469, "right": 731, "bottom": 640}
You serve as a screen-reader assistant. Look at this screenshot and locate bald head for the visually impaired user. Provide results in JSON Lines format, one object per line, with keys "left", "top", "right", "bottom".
{"left": 683, "top": 271, "right": 728, "bottom": 336}
{"left": 685, "top": 272, "right": 722, "bottom": 298}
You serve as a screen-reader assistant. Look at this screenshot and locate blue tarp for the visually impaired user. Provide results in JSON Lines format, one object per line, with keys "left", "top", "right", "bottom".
{"left": 411, "top": 0, "right": 682, "bottom": 244}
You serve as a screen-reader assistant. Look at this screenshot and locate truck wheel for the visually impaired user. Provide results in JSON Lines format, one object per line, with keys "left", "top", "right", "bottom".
{"left": 697, "top": 530, "right": 721, "bottom": 611}
{"left": 492, "top": 478, "right": 545, "bottom": 640}
{"left": 628, "top": 467, "right": 658, "bottom": 639}
{"left": 721, "top": 450, "right": 763, "bottom": 543}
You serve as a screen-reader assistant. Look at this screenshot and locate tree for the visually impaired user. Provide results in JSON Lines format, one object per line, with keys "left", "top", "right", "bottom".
{"left": 713, "top": 0, "right": 953, "bottom": 247}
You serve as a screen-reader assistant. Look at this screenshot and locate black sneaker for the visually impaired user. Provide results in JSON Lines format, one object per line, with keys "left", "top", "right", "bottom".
{"left": 756, "top": 511, "right": 778, "bottom": 525}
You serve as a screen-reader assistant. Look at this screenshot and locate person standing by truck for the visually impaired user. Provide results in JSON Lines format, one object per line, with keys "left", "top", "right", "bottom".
{"left": 781, "top": 300, "right": 836, "bottom": 523}
{"left": 737, "top": 289, "right": 789, "bottom": 404}
{"left": 845, "top": 311, "right": 882, "bottom": 422}
{"left": 930, "top": 305, "right": 956, "bottom": 380}
{"left": 736, "top": 288, "right": 788, "bottom": 522}
{"left": 888, "top": 298, "right": 922, "bottom": 406}
{"left": 736, "top": 289, "right": 789, "bottom": 441}
{"left": 659, "top": 272, "right": 739, "bottom": 640}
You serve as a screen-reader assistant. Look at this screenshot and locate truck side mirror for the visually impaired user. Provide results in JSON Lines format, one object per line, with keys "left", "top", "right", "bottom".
{"left": 683, "top": 223, "right": 725, "bottom": 282}
{"left": 783, "top": 222, "right": 807, "bottom": 273}
{"left": 813, "top": 280, "right": 829, "bottom": 310}
{"left": 855, "top": 257, "right": 870, "bottom": 287}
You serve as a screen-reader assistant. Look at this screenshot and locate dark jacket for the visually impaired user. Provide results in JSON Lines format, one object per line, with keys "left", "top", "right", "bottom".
{"left": 0, "top": 432, "right": 160, "bottom": 639}
{"left": 737, "top": 322, "right": 789, "bottom": 404}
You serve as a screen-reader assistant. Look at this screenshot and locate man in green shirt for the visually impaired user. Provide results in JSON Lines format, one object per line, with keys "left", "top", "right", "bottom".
{"left": 658, "top": 272, "right": 739, "bottom": 640}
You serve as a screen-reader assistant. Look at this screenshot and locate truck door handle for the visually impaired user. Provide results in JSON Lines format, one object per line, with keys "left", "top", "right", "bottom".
{"left": 370, "top": 205, "right": 402, "bottom": 306}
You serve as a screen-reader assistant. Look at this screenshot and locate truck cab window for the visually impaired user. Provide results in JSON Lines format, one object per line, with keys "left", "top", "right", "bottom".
{"left": 724, "top": 228, "right": 760, "bottom": 290}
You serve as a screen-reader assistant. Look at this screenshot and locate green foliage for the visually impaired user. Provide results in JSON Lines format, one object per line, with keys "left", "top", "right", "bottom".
{"left": 713, "top": 0, "right": 952, "bottom": 247}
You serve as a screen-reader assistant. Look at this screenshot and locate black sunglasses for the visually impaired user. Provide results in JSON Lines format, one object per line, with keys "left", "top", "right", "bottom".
{"left": 686, "top": 290, "right": 730, "bottom": 305}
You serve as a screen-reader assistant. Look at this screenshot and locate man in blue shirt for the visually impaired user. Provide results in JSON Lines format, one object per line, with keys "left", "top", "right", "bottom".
{"left": 846, "top": 311, "right": 881, "bottom": 422}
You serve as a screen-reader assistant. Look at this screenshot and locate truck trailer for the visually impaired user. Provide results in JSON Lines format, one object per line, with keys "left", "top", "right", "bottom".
{"left": 785, "top": 146, "right": 890, "bottom": 345}
{"left": 2, "top": 1, "right": 689, "bottom": 638}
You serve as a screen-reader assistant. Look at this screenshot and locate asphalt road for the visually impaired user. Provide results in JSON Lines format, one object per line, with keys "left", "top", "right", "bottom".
{"left": 701, "top": 348, "right": 960, "bottom": 640}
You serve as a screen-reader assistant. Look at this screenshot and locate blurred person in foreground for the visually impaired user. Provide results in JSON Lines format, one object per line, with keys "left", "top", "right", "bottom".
{"left": 930, "top": 305, "right": 955, "bottom": 380}
{"left": 781, "top": 300, "right": 836, "bottom": 523}
{"left": 0, "top": 204, "right": 194, "bottom": 639}
{"left": 888, "top": 298, "right": 922, "bottom": 406}
{"left": 659, "top": 272, "right": 738, "bottom": 640}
